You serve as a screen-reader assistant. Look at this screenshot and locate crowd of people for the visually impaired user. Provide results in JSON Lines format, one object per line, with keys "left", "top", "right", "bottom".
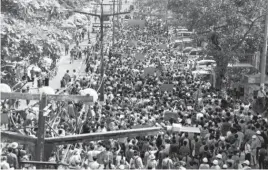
{"left": 1, "top": 1, "right": 268, "bottom": 170}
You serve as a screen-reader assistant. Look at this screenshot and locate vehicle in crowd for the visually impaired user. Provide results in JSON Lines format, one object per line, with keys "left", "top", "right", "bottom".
{"left": 195, "top": 59, "right": 216, "bottom": 70}
{"left": 170, "top": 38, "right": 194, "bottom": 51}
{"left": 177, "top": 28, "right": 188, "bottom": 32}
{"left": 192, "top": 69, "right": 215, "bottom": 87}
{"left": 186, "top": 48, "right": 204, "bottom": 60}
{"left": 177, "top": 31, "right": 193, "bottom": 38}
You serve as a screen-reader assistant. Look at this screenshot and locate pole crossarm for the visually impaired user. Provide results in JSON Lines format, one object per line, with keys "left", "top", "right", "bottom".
{"left": 1, "top": 92, "right": 93, "bottom": 103}
{"left": 73, "top": 10, "right": 100, "bottom": 17}
{"left": 1, "top": 131, "right": 37, "bottom": 145}
{"left": 45, "top": 127, "right": 162, "bottom": 145}
{"left": 104, "top": 11, "right": 131, "bottom": 17}
{"left": 73, "top": 10, "right": 131, "bottom": 18}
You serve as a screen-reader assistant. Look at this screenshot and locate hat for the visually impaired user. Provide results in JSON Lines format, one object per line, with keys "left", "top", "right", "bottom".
{"left": 216, "top": 154, "right": 222, "bottom": 159}
{"left": 220, "top": 136, "right": 225, "bottom": 141}
{"left": 223, "top": 164, "right": 228, "bottom": 169}
{"left": 212, "top": 160, "right": 218, "bottom": 165}
{"left": 252, "top": 135, "right": 257, "bottom": 139}
{"left": 256, "top": 130, "right": 261, "bottom": 135}
{"left": 202, "top": 157, "right": 208, "bottom": 163}
{"left": 9, "top": 142, "right": 18, "bottom": 149}
{"left": 243, "top": 160, "right": 250, "bottom": 165}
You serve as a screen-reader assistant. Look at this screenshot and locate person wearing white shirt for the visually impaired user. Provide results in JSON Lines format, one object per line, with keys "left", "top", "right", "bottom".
{"left": 0, "top": 156, "right": 10, "bottom": 170}
{"left": 71, "top": 69, "right": 77, "bottom": 82}
{"left": 87, "top": 145, "right": 102, "bottom": 164}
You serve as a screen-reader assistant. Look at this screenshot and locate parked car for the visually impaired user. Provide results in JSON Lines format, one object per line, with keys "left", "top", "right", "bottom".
{"left": 195, "top": 60, "right": 216, "bottom": 70}
{"left": 186, "top": 48, "right": 204, "bottom": 60}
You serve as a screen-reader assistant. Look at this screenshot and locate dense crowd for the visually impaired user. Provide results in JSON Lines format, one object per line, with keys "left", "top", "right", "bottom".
{"left": 1, "top": 1, "right": 268, "bottom": 170}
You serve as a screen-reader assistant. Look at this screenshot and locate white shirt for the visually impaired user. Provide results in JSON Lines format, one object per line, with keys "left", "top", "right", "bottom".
{"left": 87, "top": 150, "right": 102, "bottom": 162}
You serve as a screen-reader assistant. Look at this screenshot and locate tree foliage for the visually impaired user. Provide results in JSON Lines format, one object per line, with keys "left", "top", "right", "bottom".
{"left": 168, "top": 0, "right": 267, "bottom": 89}
{"left": 1, "top": 0, "right": 89, "bottom": 86}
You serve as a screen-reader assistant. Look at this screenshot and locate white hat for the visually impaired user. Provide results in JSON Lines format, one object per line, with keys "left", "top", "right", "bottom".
{"left": 252, "top": 135, "right": 257, "bottom": 139}
{"left": 256, "top": 130, "right": 261, "bottom": 135}
{"left": 220, "top": 136, "right": 225, "bottom": 141}
{"left": 212, "top": 160, "right": 218, "bottom": 165}
{"left": 9, "top": 142, "right": 18, "bottom": 149}
{"left": 216, "top": 154, "right": 222, "bottom": 159}
{"left": 243, "top": 160, "right": 250, "bottom": 165}
{"left": 202, "top": 158, "right": 208, "bottom": 163}
{"left": 223, "top": 164, "right": 228, "bottom": 169}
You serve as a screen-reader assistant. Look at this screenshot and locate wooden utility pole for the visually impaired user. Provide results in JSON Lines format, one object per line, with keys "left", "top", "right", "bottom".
{"left": 35, "top": 94, "right": 47, "bottom": 164}
{"left": 112, "top": 0, "right": 115, "bottom": 47}
{"left": 261, "top": 12, "right": 268, "bottom": 88}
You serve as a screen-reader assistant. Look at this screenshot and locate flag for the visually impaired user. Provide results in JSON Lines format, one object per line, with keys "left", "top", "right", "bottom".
{"left": 160, "top": 84, "right": 174, "bottom": 92}
{"left": 128, "top": 20, "right": 145, "bottom": 28}
{"left": 128, "top": 40, "right": 137, "bottom": 47}
{"left": 144, "top": 67, "right": 156, "bottom": 77}
{"left": 135, "top": 53, "right": 145, "bottom": 61}
{"left": 158, "top": 44, "right": 167, "bottom": 49}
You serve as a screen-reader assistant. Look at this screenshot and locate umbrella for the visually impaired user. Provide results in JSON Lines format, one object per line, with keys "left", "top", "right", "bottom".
{"left": 43, "top": 57, "right": 53, "bottom": 65}
{"left": 107, "top": 86, "right": 113, "bottom": 90}
{"left": 39, "top": 86, "right": 55, "bottom": 95}
{"left": 80, "top": 88, "right": 98, "bottom": 103}
{"left": 61, "top": 22, "right": 76, "bottom": 29}
{"left": 28, "top": 65, "right": 41, "bottom": 72}
{"left": 0, "top": 83, "right": 11, "bottom": 93}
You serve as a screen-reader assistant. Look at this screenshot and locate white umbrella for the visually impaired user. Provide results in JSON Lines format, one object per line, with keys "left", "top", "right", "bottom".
{"left": 43, "top": 57, "right": 53, "bottom": 65}
{"left": 0, "top": 84, "right": 11, "bottom": 93}
{"left": 39, "top": 86, "right": 55, "bottom": 95}
{"left": 28, "top": 65, "right": 41, "bottom": 72}
{"left": 80, "top": 88, "right": 98, "bottom": 103}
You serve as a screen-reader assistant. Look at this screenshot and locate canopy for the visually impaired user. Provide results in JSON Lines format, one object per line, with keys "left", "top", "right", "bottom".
{"left": 192, "top": 70, "right": 210, "bottom": 75}
{"left": 39, "top": 86, "right": 55, "bottom": 95}
{"left": 196, "top": 60, "right": 216, "bottom": 64}
{"left": 0, "top": 83, "right": 11, "bottom": 93}
{"left": 80, "top": 88, "right": 98, "bottom": 103}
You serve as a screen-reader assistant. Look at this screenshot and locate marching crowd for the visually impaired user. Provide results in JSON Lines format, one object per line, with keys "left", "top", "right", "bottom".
{"left": 1, "top": 1, "right": 268, "bottom": 170}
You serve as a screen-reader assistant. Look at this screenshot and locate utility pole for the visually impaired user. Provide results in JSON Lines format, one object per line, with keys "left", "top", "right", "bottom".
{"left": 73, "top": 3, "right": 130, "bottom": 101}
{"left": 117, "top": 0, "right": 119, "bottom": 23}
{"left": 110, "top": 0, "right": 116, "bottom": 47}
{"left": 261, "top": 12, "right": 268, "bottom": 88}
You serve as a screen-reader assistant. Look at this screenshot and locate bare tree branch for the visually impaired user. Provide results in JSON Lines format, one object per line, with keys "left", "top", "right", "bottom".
{"left": 232, "top": 14, "right": 265, "bottom": 50}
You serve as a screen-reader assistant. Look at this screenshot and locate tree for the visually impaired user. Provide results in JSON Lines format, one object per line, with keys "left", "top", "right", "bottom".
{"left": 168, "top": 0, "right": 267, "bottom": 89}
{"left": 1, "top": 0, "right": 89, "bottom": 86}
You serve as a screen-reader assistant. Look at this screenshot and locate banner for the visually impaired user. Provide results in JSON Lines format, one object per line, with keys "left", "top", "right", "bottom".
{"left": 128, "top": 40, "right": 137, "bottom": 47}
{"left": 128, "top": 19, "right": 145, "bottom": 28}
{"left": 135, "top": 53, "right": 145, "bottom": 61}
{"left": 164, "top": 111, "right": 179, "bottom": 120}
{"left": 143, "top": 67, "right": 156, "bottom": 76}
{"left": 160, "top": 84, "right": 174, "bottom": 92}
{"left": 158, "top": 44, "right": 168, "bottom": 49}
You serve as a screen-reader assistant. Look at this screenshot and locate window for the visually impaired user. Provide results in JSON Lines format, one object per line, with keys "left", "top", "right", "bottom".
{"left": 189, "top": 51, "right": 197, "bottom": 55}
